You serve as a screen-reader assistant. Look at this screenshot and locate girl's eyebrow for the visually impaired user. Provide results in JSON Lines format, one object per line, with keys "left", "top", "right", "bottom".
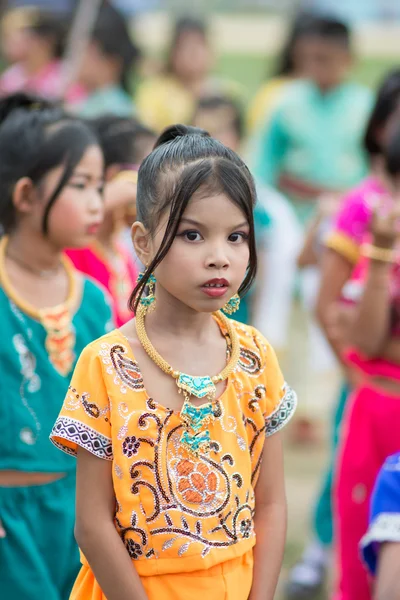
{"left": 180, "top": 217, "right": 249, "bottom": 229}
{"left": 71, "top": 171, "right": 92, "bottom": 179}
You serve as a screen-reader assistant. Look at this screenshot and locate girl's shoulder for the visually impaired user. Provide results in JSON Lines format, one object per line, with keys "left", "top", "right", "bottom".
{"left": 230, "top": 319, "right": 284, "bottom": 378}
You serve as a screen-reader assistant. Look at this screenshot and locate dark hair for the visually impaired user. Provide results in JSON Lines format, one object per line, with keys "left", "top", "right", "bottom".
{"left": 130, "top": 124, "right": 257, "bottom": 311}
{"left": 166, "top": 17, "right": 208, "bottom": 74}
{"left": 0, "top": 93, "right": 99, "bottom": 235}
{"left": 364, "top": 69, "right": 400, "bottom": 158}
{"left": 194, "top": 95, "right": 244, "bottom": 140}
{"left": 91, "top": 6, "right": 140, "bottom": 93}
{"left": 88, "top": 114, "right": 155, "bottom": 167}
{"left": 273, "top": 12, "right": 351, "bottom": 78}
{"left": 385, "top": 122, "right": 400, "bottom": 177}
{"left": 273, "top": 11, "right": 318, "bottom": 77}
{"left": 27, "top": 11, "right": 66, "bottom": 59}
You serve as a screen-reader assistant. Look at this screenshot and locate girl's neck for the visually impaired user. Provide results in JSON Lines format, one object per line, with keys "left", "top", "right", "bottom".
{"left": 145, "top": 293, "right": 216, "bottom": 344}
{"left": 7, "top": 227, "right": 62, "bottom": 272}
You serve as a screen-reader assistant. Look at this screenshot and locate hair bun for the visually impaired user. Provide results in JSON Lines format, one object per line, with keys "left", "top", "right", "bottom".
{"left": 154, "top": 124, "right": 210, "bottom": 149}
{"left": 0, "top": 93, "right": 54, "bottom": 127}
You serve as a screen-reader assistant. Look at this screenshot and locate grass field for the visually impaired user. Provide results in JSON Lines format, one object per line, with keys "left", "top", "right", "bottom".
{"left": 216, "top": 53, "right": 399, "bottom": 102}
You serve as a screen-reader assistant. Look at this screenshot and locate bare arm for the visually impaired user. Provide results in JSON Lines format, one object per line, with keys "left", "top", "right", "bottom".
{"left": 374, "top": 542, "right": 400, "bottom": 600}
{"left": 382, "top": 339, "right": 400, "bottom": 363}
{"left": 297, "top": 218, "right": 320, "bottom": 269}
{"left": 249, "top": 432, "right": 287, "bottom": 600}
{"left": 75, "top": 447, "right": 148, "bottom": 600}
{"left": 348, "top": 260, "right": 392, "bottom": 357}
{"left": 315, "top": 249, "right": 354, "bottom": 362}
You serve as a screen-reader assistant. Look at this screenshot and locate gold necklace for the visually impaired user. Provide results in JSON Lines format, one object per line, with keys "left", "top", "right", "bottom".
{"left": 0, "top": 236, "right": 78, "bottom": 376}
{"left": 135, "top": 304, "right": 240, "bottom": 455}
{"left": 7, "top": 251, "right": 62, "bottom": 278}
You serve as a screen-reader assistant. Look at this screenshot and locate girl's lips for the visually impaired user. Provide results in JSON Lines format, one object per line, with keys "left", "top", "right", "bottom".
{"left": 86, "top": 223, "right": 100, "bottom": 235}
{"left": 201, "top": 285, "right": 228, "bottom": 298}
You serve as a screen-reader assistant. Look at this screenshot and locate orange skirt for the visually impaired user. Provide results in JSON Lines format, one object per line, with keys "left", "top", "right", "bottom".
{"left": 71, "top": 550, "right": 253, "bottom": 600}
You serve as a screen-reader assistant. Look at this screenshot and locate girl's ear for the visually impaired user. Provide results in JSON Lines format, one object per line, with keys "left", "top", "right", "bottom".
{"left": 131, "top": 221, "right": 152, "bottom": 265}
{"left": 12, "top": 177, "right": 37, "bottom": 217}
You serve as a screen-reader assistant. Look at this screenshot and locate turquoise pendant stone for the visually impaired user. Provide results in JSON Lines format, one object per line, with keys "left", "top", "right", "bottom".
{"left": 177, "top": 373, "right": 216, "bottom": 399}
{"left": 181, "top": 401, "right": 214, "bottom": 432}
{"left": 180, "top": 429, "right": 211, "bottom": 455}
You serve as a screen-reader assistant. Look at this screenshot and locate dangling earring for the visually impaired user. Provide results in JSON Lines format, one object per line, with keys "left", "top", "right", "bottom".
{"left": 223, "top": 294, "right": 240, "bottom": 315}
{"left": 138, "top": 272, "right": 156, "bottom": 312}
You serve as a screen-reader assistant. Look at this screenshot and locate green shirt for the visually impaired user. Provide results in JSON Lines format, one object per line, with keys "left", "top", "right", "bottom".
{"left": 0, "top": 277, "right": 113, "bottom": 472}
{"left": 253, "top": 80, "right": 372, "bottom": 223}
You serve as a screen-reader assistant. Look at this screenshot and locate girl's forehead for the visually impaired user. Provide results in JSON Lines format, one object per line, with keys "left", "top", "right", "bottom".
{"left": 183, "top": 190, "right": 248, "bottom": 222}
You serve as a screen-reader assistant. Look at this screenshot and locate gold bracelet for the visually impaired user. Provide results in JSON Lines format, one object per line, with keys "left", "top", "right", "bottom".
{"left": 361, "top": 243, "right": 395, "bottom": 263}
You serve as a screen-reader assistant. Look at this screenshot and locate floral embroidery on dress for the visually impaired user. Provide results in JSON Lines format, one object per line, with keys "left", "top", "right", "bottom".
{"left": 51, "top": 324, "right": 297, "bottom": 566}
{"left": 64, "top": 386, "right": 110, "bottom": 420}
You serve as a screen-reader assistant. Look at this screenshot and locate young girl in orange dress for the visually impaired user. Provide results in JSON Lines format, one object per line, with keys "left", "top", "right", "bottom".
{"left": 51, "top": 124, "right": 297, "bottom": 600}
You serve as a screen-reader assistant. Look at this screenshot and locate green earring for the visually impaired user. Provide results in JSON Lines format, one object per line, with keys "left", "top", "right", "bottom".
{"left": 223, "top": 294, "right": 240, "bottom": 315}
{"left": 138, "top": 272, "right": 156, "bottom": 311}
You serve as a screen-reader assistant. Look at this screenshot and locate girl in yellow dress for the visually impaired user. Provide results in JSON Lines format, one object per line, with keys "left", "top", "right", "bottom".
{"left": 51, "top": 124, "right": 297, "bottom": 600}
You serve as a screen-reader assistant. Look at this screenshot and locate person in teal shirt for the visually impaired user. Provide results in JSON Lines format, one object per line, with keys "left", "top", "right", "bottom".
{"left": 252, "top": 15, "right": 372, "bottom": 227}
{"left": 72, "top": 5, "right": 139, "bottom": 117}
{"left": 0, "top": 93, "right": 113, "bottom": 600}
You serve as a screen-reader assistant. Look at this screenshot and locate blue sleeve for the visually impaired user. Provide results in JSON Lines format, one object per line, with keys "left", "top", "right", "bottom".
{"left": 252, "top": 106, "right": 288, "bottom": 187}
{"left": 360, "top": 454, "right": 400, "bottom": 576}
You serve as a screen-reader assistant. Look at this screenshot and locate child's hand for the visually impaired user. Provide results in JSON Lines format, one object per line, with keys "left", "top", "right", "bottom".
{"left": 317, "top": 192, "right": 342, "bottom": 219}
{"left": 0, "top": 519, "right": 6, "bottom": 538}
{"left": 370, "top": 197, "right": 400, "bottom": 249}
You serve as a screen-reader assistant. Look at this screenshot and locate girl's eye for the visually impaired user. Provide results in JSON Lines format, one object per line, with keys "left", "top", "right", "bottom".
{"left": 180, "top": 230, "right": 203, "bottom": 242}
{"left": 69, "top": 182, "right": 86, "bottom": 190}
{"left": 229, "top": 232, "right": 249, "bottom": 243}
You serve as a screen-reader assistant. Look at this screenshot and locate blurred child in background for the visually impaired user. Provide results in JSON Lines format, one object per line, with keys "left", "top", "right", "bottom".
{"left": 136, "top": 17, "right": 242, "bottom": 133}
{"left": 286, "top": 68, "right": 400, "bottom": 600}
{"left": 67, "top": 115, "right": 155, "bottom": 326}
{"left": 0, "top": 8, "right": 68, "bottom": 100}
{"left": 252, "top": 15, "right": 372, "bottom": 227}
{"left": 193, "top": 95, "right": 302, "bottom": 350}
{"left": 74, "top": 5, "right": 140, "bottom": 117}
{"left": 0, "top": 93, "right": 112, "bottom": 600}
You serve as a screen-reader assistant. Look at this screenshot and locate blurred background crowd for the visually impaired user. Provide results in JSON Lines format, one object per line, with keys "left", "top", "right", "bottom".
{"left": 1, "top": 1, "right": 400, "bottom": 599}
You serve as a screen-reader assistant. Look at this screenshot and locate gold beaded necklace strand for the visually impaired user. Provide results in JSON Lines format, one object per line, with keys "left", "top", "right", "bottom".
{"left": 0, "top": 236, "right": 78, "bottom": 376}
{"left": 135, "top": 304, "right": 240, "bottom": 455}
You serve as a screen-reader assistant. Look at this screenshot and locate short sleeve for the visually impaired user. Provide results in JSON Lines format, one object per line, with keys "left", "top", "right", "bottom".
{"left": 360, "top": 453, "right": 400, "bottom": 576}
{"left": 253, "top": 330, "right": 297, "bottom": 436}
{"left": 50, "top": 343, "right": 113, "bottom": 461}
{"left": 325, "top": 186, "right": 372, "bottom": 264}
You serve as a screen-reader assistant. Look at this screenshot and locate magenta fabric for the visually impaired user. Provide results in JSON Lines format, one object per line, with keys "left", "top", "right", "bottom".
{"left": 0, "top": 60, "right": 86, "bottom": 103}
{"left": 334, "top": 384, "right": 400, "bottom": 600}
{"left": 333, "top": 176, "right": 386, "bottom": 245}
{"left": 66, "top": 244, "right": 138, "bottom": 327}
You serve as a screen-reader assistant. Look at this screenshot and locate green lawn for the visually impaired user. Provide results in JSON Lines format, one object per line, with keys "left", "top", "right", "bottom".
{"left": 216, "top": 53, "right": 399, "bottom": 101}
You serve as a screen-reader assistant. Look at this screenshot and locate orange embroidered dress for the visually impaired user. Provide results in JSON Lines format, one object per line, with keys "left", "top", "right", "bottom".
{"left": 51, "top": 321, "right": 297, "bottom": 600}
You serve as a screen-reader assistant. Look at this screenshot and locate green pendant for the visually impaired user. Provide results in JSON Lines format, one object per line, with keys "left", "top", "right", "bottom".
{"left": 177, "top": 373, "right": 216, "bottom": 399}
{"left": 181, "top": 400, "right": 214, "bottom": 432}
{"left": 180, "top": 429, "right": 211, "bottom": 455}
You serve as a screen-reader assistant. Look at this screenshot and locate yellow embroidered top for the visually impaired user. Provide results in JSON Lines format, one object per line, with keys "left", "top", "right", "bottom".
{"left": 51, "top": 322, "right": 296, "bottom": 576}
